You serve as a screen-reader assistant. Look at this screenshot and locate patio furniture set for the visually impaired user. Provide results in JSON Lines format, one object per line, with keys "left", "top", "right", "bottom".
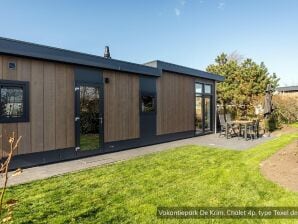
{"left": 218, "top": 114, "right": 260, "bottom": 140}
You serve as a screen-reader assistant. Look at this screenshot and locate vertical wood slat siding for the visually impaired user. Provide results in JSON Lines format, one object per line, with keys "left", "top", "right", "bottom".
{"left": 31, "top": 60, "right": 44, "bottom": 152}
{"left": 55, "top": 64, "right": 67, "bottom": 149}
{"left": 103, "top": 70, "right": 139, "bottom": 142}
{"left": 157, "top": 72, "right": 195, "bottom": 135}
{"left": 43, "top": 62, "right": 56, "bottom": 151}
{"left": 17, "top": 59, "right": 31, "bottom": 155}
{"left": 0, "top": 55, "right": 75, "bottom": 156}
{"left": 2, "top": 56, "right": 18, "bottom": 156}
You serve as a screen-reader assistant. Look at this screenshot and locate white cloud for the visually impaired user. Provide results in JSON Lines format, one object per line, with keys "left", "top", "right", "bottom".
{"left": 218, "top": 1, "right": 225, "bottom": 10}
{"left": 174, "top": 8, "right": 181, "bottom": 16}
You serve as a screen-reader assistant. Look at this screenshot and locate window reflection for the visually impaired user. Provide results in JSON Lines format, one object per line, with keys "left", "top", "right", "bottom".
{"left": 205, "top": 84, "right": 212, "bottom": 94}
{"left": 195, "top": 83, "right": 203, "bottom": 94}
{"left": 195, "top": 96, "right": 203, "bottom": 133}
{"left": 0, "top": 87, "right": 24, "bottom": 118}
{"left": 141, "top": 96, "right": 155, "bottom": 112}
{"left": 80, "top": 86, "right": 100, "bottom": 150}
{"left": 204, "top": 97, "right": 211, "bottom": 130}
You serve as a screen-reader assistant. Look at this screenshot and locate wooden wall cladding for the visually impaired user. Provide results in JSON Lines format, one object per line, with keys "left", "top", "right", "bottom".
{"left": 103, "top": 70, "right": 140, "bottom": 142}
{"left": 0, "top": 55, "right": 75, "bottom": 158}
{"left": 157, "top": 71, "right": 195, "bottom": 135}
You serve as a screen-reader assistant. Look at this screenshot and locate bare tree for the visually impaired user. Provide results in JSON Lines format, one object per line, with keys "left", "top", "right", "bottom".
{"left": 0, "top": 132, "right": 22, "bottom": 223}
{"left": 227, "top": 50, "right": 244, "bottom": 63}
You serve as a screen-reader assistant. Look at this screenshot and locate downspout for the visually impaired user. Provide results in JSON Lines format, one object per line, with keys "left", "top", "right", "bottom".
{"left": 214, "top": 82, "right": 217, "bottom": 134}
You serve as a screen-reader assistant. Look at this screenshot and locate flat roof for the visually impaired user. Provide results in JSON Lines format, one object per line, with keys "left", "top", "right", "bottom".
{"left": 145, "top": 60, "right": 224, "bottom": 82}
{"left": 0, "top": 37, "right": 223, "bottom": 81}
{"left": 276, "top": 86, "right": 298, "bottom": 92}
{"left": 0, "top": 37, "right": 160, "bottom": 77}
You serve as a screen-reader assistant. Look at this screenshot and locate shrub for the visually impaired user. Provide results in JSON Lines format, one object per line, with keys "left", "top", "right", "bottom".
{"left": 264, "top": 113, "right": 280, "bottom": 132}
{"left": 273, "top": 94, "right": 298, "bottom": 124}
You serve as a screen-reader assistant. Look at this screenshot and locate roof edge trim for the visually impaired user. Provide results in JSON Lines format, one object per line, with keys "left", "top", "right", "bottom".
{"left": 0, "top": 37, "right": 161, "bottom": 76}
{"left": 145, "top": 60, "right": 224, "bottom": 82}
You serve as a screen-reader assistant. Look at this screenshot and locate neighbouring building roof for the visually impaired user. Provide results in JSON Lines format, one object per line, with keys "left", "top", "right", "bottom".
{"left": 0, "top": 37, "right": 223, "bottom": 81}
{"left": 145, "top": 60, "right": 224, "bottom": 82}
{"left": 276, "top": 86, "right": 298, "bottom": 92}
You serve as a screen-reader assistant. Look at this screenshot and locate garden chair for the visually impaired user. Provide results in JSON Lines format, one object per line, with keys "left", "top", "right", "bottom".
{"left": 219, "top": 114, "right": 233, "bottom": 138}
{"left": 225, "top": 113, "right": 239, "bottom": 136}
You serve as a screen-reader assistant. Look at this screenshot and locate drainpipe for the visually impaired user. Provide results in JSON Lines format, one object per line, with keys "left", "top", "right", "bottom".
{"left": 214, "top": 82, "right": 217, "bottom": 134}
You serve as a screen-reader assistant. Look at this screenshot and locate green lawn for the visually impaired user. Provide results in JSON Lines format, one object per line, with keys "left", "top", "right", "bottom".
{"left": 290, "top": 122, "right": 298, "bottom": 128}
{"left": 80, "top": 134, "right": 101, "bottom": 150}
{"left": 4, "top": 132, "right": 298, "bottom": 223}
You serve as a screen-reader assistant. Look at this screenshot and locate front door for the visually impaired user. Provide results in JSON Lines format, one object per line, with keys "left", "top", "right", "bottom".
{"left": 75, "top": 83, "right": 103, "bottom": 151}
{"left": 195, "top": 82, "right": 213, "bottom": 135}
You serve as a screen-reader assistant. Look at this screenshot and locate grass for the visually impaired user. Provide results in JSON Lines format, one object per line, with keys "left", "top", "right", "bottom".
{"left": 80, "top": 134, "right": 101, "bottom": 150}
{"left": 3, "top": 132, "right": 298, "bottom": 223}
{"left": 290, "top": 122, "right": 298, "bottom": 128}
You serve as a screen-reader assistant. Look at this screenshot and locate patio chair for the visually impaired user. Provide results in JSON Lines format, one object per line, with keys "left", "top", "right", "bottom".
{"left": 218, "top": 114, "right": 234, "bottom": 138}
{"left": 225, "top": 114, "right": 239, "bottom": 136}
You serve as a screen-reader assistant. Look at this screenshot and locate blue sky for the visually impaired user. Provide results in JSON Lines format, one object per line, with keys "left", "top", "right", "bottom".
{"left": 0, "top": 0, "right": 297, "bottom": 86}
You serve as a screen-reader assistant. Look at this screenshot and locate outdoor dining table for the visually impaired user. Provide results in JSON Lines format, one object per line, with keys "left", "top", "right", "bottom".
{"left": 226, "top": 120, "right": 255, "bottom": 140}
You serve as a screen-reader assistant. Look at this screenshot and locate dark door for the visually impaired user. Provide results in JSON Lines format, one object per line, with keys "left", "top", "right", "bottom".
{"left": 195, "top": 82, "right": 213, "bottom": 135}
{"left": 140, "top": 77, "right": 157, "bottom": 141}
{"left": 74, "top": 67, "right": 104, "bottom": 153}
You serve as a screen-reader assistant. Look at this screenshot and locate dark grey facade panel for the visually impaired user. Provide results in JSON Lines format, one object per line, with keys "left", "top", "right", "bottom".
{"left": 139, "top": 76, "right": 157, "bottom": 140}
{"left": 0, "top": 37, "right": 161, "bottom": 77}
{"left": 145, "top": 60, "right": 224, "bottom": 82}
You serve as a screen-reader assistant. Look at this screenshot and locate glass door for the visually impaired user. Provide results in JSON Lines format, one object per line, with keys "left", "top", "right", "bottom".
{"left": 195, "top": 96, "right": 203, "bottom": 134}
{"left": 75, "top": 84, "right": 103, "bottom": 151}
{"left": 195, "top": 82, "right": 213, "bottom": 135}
{"left": 204, "top": 97, "right": 211, "bottom": 131}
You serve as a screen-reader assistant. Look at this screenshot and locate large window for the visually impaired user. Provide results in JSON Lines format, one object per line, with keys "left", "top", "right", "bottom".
{"left": 0, "top": 80, "right": 29, "bottom": 123}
